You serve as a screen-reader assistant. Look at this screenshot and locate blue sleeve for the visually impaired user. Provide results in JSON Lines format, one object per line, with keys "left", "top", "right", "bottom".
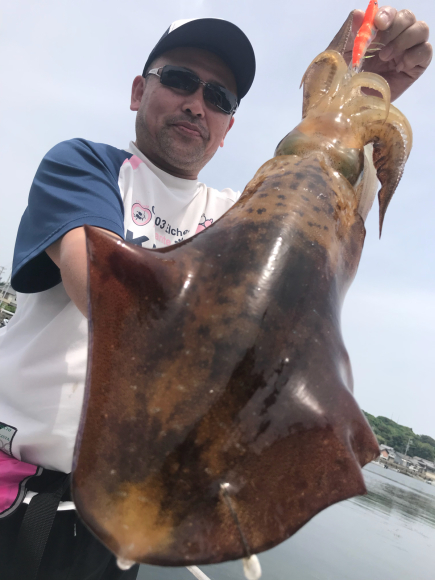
{"left": 12, "top": 139, "right": 132, "bottom": 293}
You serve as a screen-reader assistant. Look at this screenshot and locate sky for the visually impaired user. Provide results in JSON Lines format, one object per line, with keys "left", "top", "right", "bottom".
{"left": 0, "top": 0, "right": 434, "bottom": 437}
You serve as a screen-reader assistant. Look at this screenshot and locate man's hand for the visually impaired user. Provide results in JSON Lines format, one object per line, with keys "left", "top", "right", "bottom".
{"left": 343, "top": 6, "right": 432, "bottom": 101}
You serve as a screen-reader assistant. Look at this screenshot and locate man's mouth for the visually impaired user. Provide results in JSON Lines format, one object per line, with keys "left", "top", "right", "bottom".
{"left": 172, "top": 122, "right": 204, "bottom": 139}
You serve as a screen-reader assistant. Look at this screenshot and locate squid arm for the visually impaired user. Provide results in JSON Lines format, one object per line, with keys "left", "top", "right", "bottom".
{"left": 298, "top": 12, "right": 412, "bottom": 234}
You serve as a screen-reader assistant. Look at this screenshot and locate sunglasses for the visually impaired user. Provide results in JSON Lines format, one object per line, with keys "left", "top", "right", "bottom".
{"left": 145, "top": 65, "right": 238, "bottom": 115}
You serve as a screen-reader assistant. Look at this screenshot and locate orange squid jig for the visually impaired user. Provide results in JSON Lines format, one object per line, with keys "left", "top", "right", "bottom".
{"left": 351, "top": 0, "right": 379, "bottom": 73}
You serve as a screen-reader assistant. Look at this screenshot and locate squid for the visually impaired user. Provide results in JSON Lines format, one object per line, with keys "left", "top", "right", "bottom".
{"left": 72, "top": 10, "right": 412, "bottom": 571}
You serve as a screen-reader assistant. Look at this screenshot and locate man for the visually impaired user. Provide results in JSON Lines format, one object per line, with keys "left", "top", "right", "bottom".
{"left": 0, "top": 9, "right": 432, "bottom": 580}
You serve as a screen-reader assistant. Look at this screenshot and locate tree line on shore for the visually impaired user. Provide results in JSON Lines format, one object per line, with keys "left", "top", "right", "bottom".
{"left": 363, "top": 411, "right": 435, "bottom": 462}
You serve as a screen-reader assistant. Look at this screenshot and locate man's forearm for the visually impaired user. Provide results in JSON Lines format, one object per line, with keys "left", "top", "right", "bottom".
{"left": 45, "top": 227, "right": 121, "bottom": 318}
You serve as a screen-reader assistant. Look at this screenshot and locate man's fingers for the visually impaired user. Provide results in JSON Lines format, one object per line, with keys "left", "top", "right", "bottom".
{"left": 380, "top": 19, "right": 430, "bottom": 62}
{"left": 339, "top": 5, "right": 432, "bottom": 101}
{"left": 374, "top": 6, "right": 397, "bottom": 30}
{"left": 352, "top": 9, "right": 364, "bottom": 35}
{"left": 395, "top": 42, "right": 433, "bottom": 75}
{"left": 377, "top": 9, "right": 416, "bottom": 56}
{"left": 345, "top": 7, "right": 396, "bottom": 54}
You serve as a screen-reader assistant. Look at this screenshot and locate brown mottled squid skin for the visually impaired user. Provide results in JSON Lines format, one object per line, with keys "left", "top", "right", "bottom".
{"left": 72, "top": 12, "right": 411, "bottom": 568}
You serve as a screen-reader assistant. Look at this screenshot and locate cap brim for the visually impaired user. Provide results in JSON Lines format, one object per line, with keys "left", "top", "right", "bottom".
{"left": 143, "top": 18, "right": 255, "bottom": 101}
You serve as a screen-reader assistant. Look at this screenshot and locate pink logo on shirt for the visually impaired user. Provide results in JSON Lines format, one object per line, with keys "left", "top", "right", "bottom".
{"left": 132, "top": 203, "right": 152, "bottom": 226}
{"left": 196, "top": 214, "right": 214, "bottom": 234}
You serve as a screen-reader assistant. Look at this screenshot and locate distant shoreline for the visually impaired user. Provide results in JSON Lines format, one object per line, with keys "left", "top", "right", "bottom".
{"left": 369, "top": 459, "right": 435, "bottom": 485}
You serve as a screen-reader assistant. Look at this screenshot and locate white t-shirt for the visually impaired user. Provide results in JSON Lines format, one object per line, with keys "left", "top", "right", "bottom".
{"left": 0, "top": 139, "right": 240, "bottom": 473}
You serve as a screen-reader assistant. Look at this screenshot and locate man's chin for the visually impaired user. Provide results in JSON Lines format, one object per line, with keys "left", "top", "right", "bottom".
{"left": 162, "top": 146, "right": 206, "bottom": 171}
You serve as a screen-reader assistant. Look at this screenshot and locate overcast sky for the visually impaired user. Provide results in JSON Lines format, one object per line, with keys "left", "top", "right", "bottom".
{"left": 0, "top": 0, "right": 434, "bottom": 437}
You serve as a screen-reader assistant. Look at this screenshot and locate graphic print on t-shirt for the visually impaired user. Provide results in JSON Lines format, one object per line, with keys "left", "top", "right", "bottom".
{"left": 128, "top": 208, "right": 217, "bottom": 248}
{"left": 151, "top": 206, "right": 191, "bottom": 246}
{"left": 131, "top": 203, "right": 152, "bottom": 226}
{"left": 196, "top": 213, "right": 214, "bottom": 233}
{"left": 0, "top": 422, "right": 18, "bottom": 456}
{"left": 126, "top": 230, "right": 150, "bottom": 246}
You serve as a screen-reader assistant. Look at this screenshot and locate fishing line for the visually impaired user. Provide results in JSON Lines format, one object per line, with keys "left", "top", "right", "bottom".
{"left": 220, "top": 483, "right": 262, "bottom": 579}
{"left": 220, "top": 483, "right": 251, "bottom": 557}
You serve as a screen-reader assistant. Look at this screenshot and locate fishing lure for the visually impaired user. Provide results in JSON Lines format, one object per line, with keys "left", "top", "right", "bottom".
{"left": 352, "top": 0, "right": 379, "bottom": 72}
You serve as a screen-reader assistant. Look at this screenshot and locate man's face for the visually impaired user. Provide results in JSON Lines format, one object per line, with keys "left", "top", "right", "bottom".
{"left": 130, "top": 47, "right": 237, "bottom": 179}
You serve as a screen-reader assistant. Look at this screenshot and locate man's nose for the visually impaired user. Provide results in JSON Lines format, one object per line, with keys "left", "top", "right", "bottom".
{"left": 182, "top": 87, "right": 206, "bottom": 117}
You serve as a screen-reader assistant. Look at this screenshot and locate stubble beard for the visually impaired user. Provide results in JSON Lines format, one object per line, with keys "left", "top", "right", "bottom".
{"left": 136, "top": 114, "right": 210, "bottom": 172}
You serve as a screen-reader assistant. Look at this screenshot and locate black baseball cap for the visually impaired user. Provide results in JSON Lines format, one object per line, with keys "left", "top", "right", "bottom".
{"left": 142, "top": 18, "right": 256, "bottom": 102}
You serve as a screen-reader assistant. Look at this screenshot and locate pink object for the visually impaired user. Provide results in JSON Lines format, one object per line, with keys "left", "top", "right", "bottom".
{"left": 0, "top": 451, "right": 39, "bottom": 517}
{"left": 122, "top": 155, "right": 143, "bottom": 170}
{"left": 129, "top": 155, "right": 143, "bottom": 170}
{"left": 195, "top": 215, "right": 214, "bottom": 234}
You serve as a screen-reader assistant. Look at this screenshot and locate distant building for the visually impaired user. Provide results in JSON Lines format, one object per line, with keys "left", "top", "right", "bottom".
{"left": 378, "top": 445, "right": 434, "bottom": 478}
{"left": 0, "top": 283, "right": 16, "bottom": 307}
{"left": 379, "top": 445, "right": 395, "bottom": 460}
{"left": 0, "top": 283, "right": 16, "bottom": 322}
{"left": 413, "top": 457, "right": 435, "bottom": 474}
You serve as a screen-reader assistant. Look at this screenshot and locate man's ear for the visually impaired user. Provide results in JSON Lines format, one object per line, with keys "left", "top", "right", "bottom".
{"left": 219, "top": 116, "right": 235, "bottom": 148}
{"left": 131, "top": 76, "right": 145, "bottom": 111}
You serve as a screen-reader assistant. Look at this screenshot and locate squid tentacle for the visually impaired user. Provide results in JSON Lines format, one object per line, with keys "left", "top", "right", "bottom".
{"left": 361, "top": 118, "right": 412, "bottom": 236}
{"left": 354, "top": 144, "right": 378, "bottom": 222}
{"left": 337, "top": 72, "right": 391, "bottom": 119}
{"left": 301, "top": 51, "right": 349, "bottom": 118}
{"left": 298, "top": 20, "right": 412, "bottom": 238}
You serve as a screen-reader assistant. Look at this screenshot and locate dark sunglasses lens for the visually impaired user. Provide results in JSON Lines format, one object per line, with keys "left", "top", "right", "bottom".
{"left": 204, "top": 85, "right": 237, "bottom": 114}
{"left": 159, "top": 66, "right": 237, "bottom": 114}
{"left": 160, "top": 66, "right": 198, "bottom": 92}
